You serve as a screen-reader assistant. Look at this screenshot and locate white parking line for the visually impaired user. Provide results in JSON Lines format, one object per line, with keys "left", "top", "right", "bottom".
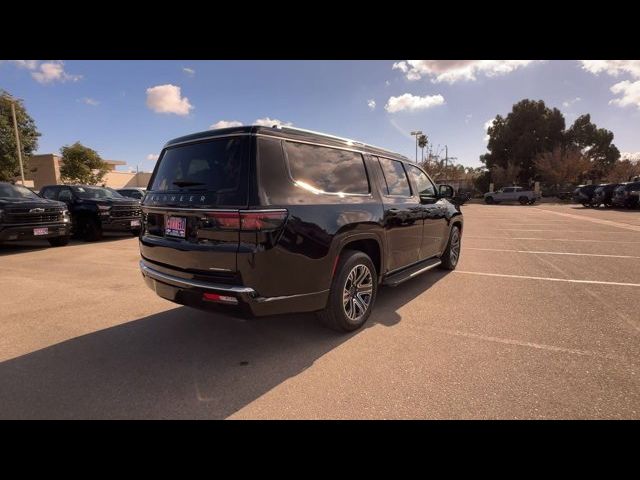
{"left": 428, "top": 327, "right": 627, "bottom": 361}
{"left": 465, "top": 236, "right": 640, "bottom": 243}
{"left": 464, "top": 247, "right": 640, "bottom": 259}
{"left": 494, "top": 229, "right": 636, "bottom": 233}
{"left": 454, "top": 270, "right": 640, "bottom": 287}
{"left": 534, "top": 208, "right": 640, "bottom": 232}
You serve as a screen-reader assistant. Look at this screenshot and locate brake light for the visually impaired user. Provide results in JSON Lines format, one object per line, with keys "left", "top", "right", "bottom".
{"left": 205, "top": 210, "right": 287, "bottom": 231}
{"left": 240, "top": 211, "right": 288, "bottom": 231}
{"left": 208, "top": 211, "right": 241, "bottom": 230}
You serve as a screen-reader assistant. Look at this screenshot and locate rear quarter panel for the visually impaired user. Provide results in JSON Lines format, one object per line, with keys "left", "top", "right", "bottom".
{"left": 240, "top": 136, "right": 385, "bottom": 297}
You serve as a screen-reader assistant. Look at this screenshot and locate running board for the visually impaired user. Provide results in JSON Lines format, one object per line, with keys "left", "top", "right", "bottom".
{"left": 382, "top": 258, "right": 442, "bottom": 287}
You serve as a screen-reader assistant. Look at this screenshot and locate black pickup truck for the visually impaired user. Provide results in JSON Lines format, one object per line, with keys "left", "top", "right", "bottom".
{"left": 0, "top": 182, "right": 71, "bottom": 246}
{"left": 39, "top": 184, "right": 142, "bottom": 241}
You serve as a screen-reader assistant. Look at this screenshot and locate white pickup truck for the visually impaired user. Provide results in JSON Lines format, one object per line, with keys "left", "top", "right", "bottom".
{"left": 484, "top": 186, "right": 540, "bottom": 205}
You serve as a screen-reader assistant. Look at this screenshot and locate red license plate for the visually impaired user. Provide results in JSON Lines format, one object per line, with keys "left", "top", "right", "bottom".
{"left": 33, "top": 227, "right": 49, "bottom": 236}
{"left": 165, "top": 216, "right": 187, "bottom": 238}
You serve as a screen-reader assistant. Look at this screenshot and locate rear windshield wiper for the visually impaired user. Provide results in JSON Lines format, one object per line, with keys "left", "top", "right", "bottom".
{"left": 172, "top": 180, "right": 206, "bottom": 188}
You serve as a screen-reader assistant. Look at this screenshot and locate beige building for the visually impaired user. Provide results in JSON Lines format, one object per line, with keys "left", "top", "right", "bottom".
{"left": 25, "top": 154, "right": 152, "bottom": 190}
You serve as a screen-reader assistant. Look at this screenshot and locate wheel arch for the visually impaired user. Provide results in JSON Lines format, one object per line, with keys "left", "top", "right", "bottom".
{"left": 334, "top": 233, "right": 383, "bottom": 281}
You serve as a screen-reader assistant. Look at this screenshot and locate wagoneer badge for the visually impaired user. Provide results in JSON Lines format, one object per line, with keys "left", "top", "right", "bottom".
{"left": 29, "top": 208, "right": 45, "bottom": 213}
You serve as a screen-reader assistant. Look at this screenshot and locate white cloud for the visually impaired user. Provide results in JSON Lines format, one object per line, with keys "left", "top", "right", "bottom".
{"left": 210, "top": 120, "right": 243, "bottom": 129}
{"left": 393, "top": 60, "right": 536, "bottom": 83}
{"left": 254, "top": 117, "right": 293, "bottom": 127}
{"left": 465, "top": 114, "right": 473, "bottom": 124}
{"left": 384, "top": 93, "right": 445, "bottom": 113}
{"left": 562, "top": 97, "right": 581, "bottom": 107}
{"left": 580, "top": 60, "right": 640, "bottom": 79}
{"left": 609, "top": 80, "right": 640, "bottom": 109}
{"left": 31, "top": 61, "right": 82, "bottom": 84}
{"left": 385, "top": 80, "right": 391, "bottom": 86}
{"left": 146, "top": 84, "right": 193, "bottom": 116}
{"left": 484, "top": 118, "right": 496, "bottom": 142}
{"left": 80, "top": 97, "right": 99, "bottom": 106}
{"left": 392, "top": 61, "right": 409, "bottom": 73}
{"left": 182, "top": 67, "right": 195, "bottom": 76}
{"left": 367, "top": 99, "right": 376, "bottom": 110}
{"left": 146, "top": 154, "right": 159, "bottom": 161}
{"left": 11, "top": 60, "right": 39, "bottom": 70}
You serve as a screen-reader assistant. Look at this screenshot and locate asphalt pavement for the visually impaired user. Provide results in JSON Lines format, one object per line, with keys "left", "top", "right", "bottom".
{"left": 0, "top": 203, "right": 638, "bottom": 419}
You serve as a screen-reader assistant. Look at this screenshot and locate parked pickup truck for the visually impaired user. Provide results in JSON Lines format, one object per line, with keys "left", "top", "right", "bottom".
{"left": 484, "top": 186, "right": 540, "bottom": 205}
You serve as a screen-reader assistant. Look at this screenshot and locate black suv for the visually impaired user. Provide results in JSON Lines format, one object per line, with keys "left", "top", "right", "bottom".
{"left": 591, "top": 183, "right": 619, "bottom": 208}
{"left": 572, "top": 184, "right": 598, "bottom": 207}
{"left": 139, "top": 126, "right": 463, "bottom": 331}
{"left": 0, "top": 182, "right": 71, "bottom": 246}
{"left": 611, "top": 181, "right": 640, "bottom": 209}
{"left": 40, "top": 185, "right": 142, "bottom": 241}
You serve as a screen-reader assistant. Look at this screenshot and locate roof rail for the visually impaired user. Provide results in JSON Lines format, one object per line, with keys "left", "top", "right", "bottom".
{"left": 272, "top": 125, "right": 408, "bottom": 160}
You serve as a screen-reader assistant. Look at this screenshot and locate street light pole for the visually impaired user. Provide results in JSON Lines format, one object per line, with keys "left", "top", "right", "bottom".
{"left": 410, "top": 130, "right": 422, "bottom": 163}
{"left": 9, "top": 98, "right": 26, "bottom": 185}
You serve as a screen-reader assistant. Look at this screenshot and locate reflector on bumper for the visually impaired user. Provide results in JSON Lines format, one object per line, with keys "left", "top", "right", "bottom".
{"left": 202, "top": 292, "right": 238, "bottom": 304}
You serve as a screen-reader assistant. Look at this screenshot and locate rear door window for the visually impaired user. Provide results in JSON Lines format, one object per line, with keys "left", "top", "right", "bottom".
{"left": 149, "top": 137, "right": 249, "bottom": 206}
{"left": 284, "top": 142, "right": 369, "bottom": 194}
{"left": 377, "top": 158, "right": 412, "bottom": 197}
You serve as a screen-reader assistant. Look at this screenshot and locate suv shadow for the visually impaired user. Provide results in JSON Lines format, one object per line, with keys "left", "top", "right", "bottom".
{"left": 0, "top": 271, "right": 449, "bottom": 419}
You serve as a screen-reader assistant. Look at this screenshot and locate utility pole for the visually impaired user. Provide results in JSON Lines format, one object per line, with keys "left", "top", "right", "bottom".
{"left": 444, "top": 145, "right": 448, "bottom": 171}
{"left": 418, "top": 134, "right": 428, "bottom": 165}
{"left": 410, "top": 130, "right": 422, "bottom": 163}
{"left": 9, "top": 97, "right": 26, "bottom": 185}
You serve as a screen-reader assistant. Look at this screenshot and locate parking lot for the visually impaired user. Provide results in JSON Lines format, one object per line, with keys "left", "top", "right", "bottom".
{"left": 0, "top": 203, "right": 638, "bottom": 419}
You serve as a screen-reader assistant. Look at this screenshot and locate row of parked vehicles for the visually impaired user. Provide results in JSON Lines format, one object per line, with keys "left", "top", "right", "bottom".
{"left": 0, "top": 182, "right": 145, "bottom": 246}
{"left": 572, "top": 180, "right": 640, "bottom": 208}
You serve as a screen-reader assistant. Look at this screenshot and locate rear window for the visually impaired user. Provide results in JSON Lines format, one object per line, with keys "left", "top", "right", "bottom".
{"left": 626, "top": 182, "right": 640, "bottom": 190}
{"left": 150, "top": 137, "right": 249, "bottom": 205}
{"left": 284, "top": 142, "right": 369, "bottom": 194}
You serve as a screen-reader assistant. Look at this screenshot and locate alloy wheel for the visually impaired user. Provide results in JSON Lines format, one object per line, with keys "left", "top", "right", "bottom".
{"left": 342, "top": 264, "right": 373, "bottom": 322}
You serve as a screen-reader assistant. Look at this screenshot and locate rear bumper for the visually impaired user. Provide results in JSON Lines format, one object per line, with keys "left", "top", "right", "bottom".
{"left": 139, "top": 259, "right": 328, "bottom": 317}
{"left": 0, "top": 223, "right": 71, "bottom": 242}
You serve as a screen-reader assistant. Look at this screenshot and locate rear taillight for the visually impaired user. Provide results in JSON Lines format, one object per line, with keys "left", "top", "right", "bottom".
{"left": 205, "top": 209, "right": 287, "bottom": 231}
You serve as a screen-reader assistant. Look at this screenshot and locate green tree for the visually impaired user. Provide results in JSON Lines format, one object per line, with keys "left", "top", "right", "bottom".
{"left": 565, "top": 114, "right": 620, "bottom": 180}
{"left": 0, "top": 91, "right": 41, "bottom": 181}
{"left": 534, "top": 146, "right": 591, "bottom": 187}
{"left": 490, "top": 161, "right": 522, "bottom": 188}
{"left": 481, "top": 99, "right": 566, "bottom": 184}
{"left": 59, "top": 142, "right": 110, "bottom": 185}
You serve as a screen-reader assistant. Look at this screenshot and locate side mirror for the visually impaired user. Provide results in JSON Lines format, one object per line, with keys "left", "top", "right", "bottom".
{"left": 439, "top": 184, "right": 454, "bottom": 198}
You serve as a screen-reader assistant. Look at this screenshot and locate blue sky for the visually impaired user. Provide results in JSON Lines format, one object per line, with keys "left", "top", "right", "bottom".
{"left": 1, "top": 60, "right": 639, "bottom": 172}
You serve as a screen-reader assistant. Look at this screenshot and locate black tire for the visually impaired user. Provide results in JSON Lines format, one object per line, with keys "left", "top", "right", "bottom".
{"left": 485, "top": 196, "right": 494, "bottom": 204}
{"left": 528, "top": 198, "right": 537, "bottom": 205}
{"left": 317, "top": 250, "right": 377, "bottom": 332}
{"left": 518, "top": 196, "right": 528, "bottom": 205}
{"left": 131, "top": 229, "right": 141, "bottom": 237}
{"left": 48, "top": 235, "right": 70, "bottom": 247}
{"left": 439, "top": 225, "right": 461, "bottom": 270}
{"left": 83, "top": 217, "right": 103, "bottom": 241}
